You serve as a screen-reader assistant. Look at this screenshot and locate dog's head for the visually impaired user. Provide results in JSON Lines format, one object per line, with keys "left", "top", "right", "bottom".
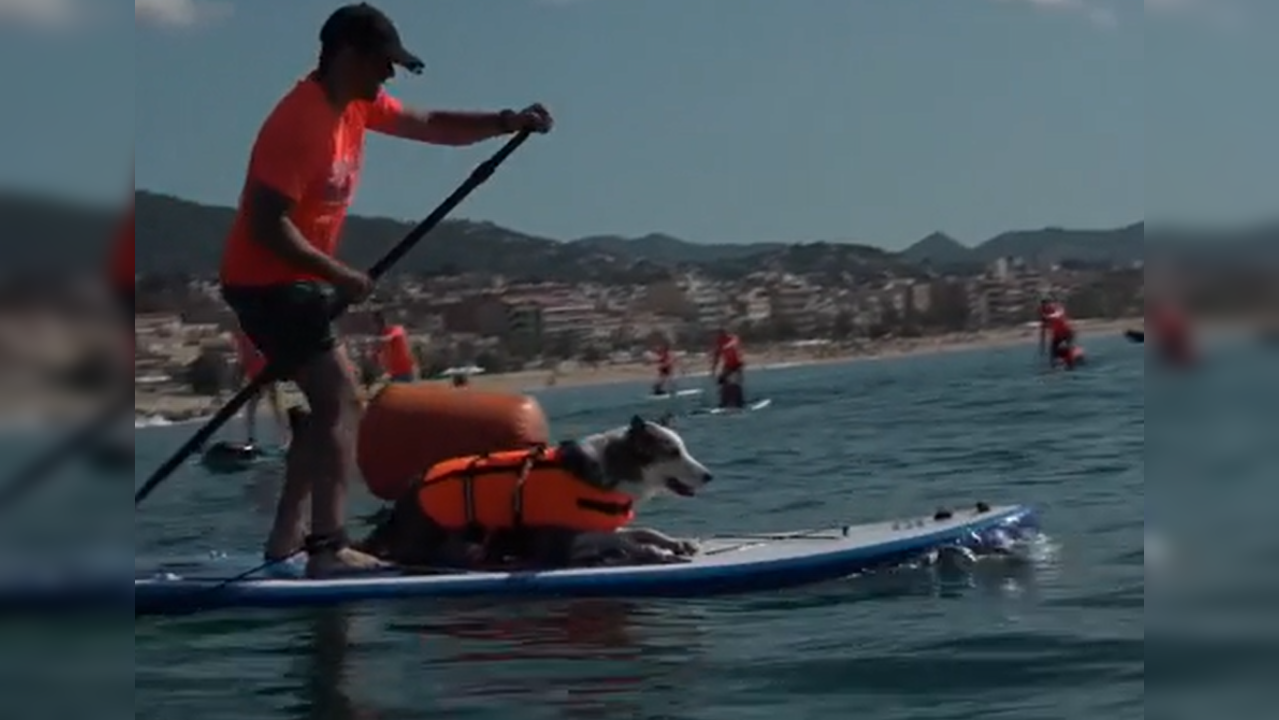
{"left": 596, "top": 415, "right": 713, "bottom": 502}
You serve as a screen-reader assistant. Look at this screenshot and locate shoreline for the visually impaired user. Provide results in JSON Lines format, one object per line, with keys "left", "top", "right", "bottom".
{"left": 134, "top": 317, "right": 1140, "bottom": 425}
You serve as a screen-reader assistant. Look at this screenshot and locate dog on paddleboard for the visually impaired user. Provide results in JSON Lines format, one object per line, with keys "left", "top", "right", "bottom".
{"left": 356, "top": 415, "right": 714, "bottom": 570}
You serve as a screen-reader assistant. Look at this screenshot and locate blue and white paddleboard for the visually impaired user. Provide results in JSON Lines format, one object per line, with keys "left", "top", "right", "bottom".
{"left": 122, "top": 504, "right": 1034, "bottom": 616}
{"left": 647, "top": 389, "right": 704, "bottom": 401}
{"left": 693, "top": 398, "right": 772, "bottom": 416}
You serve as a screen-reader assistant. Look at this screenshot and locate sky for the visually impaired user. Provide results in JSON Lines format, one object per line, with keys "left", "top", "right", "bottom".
{"left": 0, "top": 0, "right": 1273, "bottom": 249}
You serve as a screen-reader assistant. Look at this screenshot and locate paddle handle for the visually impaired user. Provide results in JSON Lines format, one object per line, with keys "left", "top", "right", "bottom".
{"left": 134, "top": 130, "right": 533, "bottom": 507}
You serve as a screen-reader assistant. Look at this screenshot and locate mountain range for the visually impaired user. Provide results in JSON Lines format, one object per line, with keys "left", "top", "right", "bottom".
{"left": 130, "top": 191, "right": 1144, "bottom": 282}
{"left": 3, "top": 188, "right": 1274, "bottom": 282}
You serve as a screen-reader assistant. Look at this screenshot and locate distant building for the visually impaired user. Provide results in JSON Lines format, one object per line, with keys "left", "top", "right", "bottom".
{"left": 989, "top": 257, "right": 1011, "bottom": 282}
{"left": 684, "top": 278, "right": 730, "bottom": 329}
{"left": 910, "top": 281, "right": 933, "bottom": 316}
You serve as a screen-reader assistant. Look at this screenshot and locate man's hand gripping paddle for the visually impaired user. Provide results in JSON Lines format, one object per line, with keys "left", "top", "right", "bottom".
{"left": 124, "top": 130, "right": 532, "bottom": 507}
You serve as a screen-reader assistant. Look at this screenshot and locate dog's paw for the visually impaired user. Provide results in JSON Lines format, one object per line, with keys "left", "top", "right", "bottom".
{"left": 624, "top": 544, "right": 687, "bottom": 565}
{"left": 673, "top": 539, "right": 700, "bottom": 556}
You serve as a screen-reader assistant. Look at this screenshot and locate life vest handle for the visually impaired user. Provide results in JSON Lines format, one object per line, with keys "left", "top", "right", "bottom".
{"left": 442, "top": 443, "right": 550, "bottom": 545}
{"left": 509, "top": 444, "right": 549, "bottom": 527}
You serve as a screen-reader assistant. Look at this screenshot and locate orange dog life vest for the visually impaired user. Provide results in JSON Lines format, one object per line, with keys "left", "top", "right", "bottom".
{"left": 416, "top": 446, "right": 636, "bottom": 535}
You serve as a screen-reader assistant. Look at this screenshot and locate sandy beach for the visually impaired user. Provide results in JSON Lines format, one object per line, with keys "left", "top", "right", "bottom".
{"left": 133, "top": 317, "right": 1140, "bottom": 425}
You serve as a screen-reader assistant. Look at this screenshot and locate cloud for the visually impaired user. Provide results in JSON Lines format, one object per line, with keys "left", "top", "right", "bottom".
{"left": 0, "top": 0, "right": 82, "bottom": 28}
{"left": 136, "top": 0, "right": 232, "bottom": 28}
{"left": 992, "top": 0, "right": 1121, "bottom": 29}
{"left": 1145, "top": 0, "right": 1242, "bottom": 28}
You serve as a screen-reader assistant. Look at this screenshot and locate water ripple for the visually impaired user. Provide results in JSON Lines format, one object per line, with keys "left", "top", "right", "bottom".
{"left": 124, "top": 336, "right": 1153, "bottom": 720}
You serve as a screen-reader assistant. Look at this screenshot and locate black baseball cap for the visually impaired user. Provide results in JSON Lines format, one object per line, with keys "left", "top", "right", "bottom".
{"left": 320, "top": 3, "right": 424, "bottom": 74}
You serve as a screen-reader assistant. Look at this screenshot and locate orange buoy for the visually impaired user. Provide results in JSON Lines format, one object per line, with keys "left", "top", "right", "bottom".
{"left": 356, "top": 383, "right": 550, "bottom": 501}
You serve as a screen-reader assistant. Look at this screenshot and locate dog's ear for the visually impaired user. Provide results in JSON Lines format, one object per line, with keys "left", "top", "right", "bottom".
{"left": 628, "top": 414, "right": 647, "bottom": 436}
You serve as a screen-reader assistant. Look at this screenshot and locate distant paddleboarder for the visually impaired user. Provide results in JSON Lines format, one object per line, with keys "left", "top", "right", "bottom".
{"left": 374, "top": 312, "right": 417, "bottom": 384}
{"left": 710, "top": 328, "right": 747, "bottom": 408}
{"left": 1038, "top": 297, "right": 1083, "bottom": 370}
{"left": 652, "top": 340, "right": 677, "bottom": 395}
{"left": 1147, "top": 297, "right": 1194, "bottom": 366}
{"left": 233, "top": 328, "right": 290, "bottom": 450}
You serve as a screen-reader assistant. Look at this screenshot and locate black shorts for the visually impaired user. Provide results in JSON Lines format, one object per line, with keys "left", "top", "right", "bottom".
{"left": 221, "top": 281, "right": 338, "bottom": 379}
{"left": 717, "top": 365, "right": 744, "bottom": 385}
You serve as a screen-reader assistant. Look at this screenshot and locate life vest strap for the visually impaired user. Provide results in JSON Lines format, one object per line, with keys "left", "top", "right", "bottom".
{"left": 576, "top": 497, "right": 633, "bottom": 516}
{"left": 509, "top": 445, "right": 548, "bottom": 528}
{"left": 446, "top": 445, "right": 549, "bottom": 543}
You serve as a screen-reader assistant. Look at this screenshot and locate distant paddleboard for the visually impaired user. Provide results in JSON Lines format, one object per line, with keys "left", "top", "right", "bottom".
{"left": 693, "top": 398, "right": 772, "bottom": 416}
{"left": 647, "top": 389, "right": 703, "bottom": 400}
{"left": 1124, "top": 329, "right": 1144, "bottom": 344}
{"left": 198, "top": 442, "right": 282, "bottom": 474}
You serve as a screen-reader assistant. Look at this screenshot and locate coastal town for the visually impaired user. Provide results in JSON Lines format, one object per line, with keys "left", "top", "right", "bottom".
{"left": 132, "top": 252, "right": 1144, "bottom": 421}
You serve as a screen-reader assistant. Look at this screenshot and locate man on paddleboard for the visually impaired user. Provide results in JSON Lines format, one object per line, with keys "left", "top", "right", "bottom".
{"left": 1037, "top": 297, "right": 1080, "bottom": 370}
{"left": 218, "top": 2, "right": 553, "bottom": 577}
{"left": 710, "top": 328, "right": 746, "bottom": 409}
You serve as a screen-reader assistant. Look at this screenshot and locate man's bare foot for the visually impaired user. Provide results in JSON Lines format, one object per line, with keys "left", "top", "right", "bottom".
{"left": 306, "top": 547, "right": 391, "bottom": 578}
{"left": 264, "top": 526, "right": 307, "bottom": 561}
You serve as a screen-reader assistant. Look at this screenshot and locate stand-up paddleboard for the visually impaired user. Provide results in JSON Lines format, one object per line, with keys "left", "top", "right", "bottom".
{"left": 1124, "top": 329, "right": 1144, "bottom": 344}
{"left": 127, "top": 503, "right": 1035, "bottom": 616}
{"left": 647, "top": 389, "right": 703, "bottom": 401}
{"left": 692, "top": 398, "right": 771, "bottom": 416}
{"left": 198, "top": 442, "right": 282, "bottom": 474}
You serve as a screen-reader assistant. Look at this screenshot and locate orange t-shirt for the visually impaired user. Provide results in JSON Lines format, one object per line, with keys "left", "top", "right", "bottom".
{"left": 380, "top": 325, "right": 415, "bottom": 377}
{"left": 112, "top": 203, "right": 134, "bottom": 290}
{"left": 714, "top": 334, "right": 743, "bottom": 369}
{"left": 220, "top": 75, "right": 404, "bottom": 287}
{"left": 1039, "top": 303, "right": 1072, "bottom": 338}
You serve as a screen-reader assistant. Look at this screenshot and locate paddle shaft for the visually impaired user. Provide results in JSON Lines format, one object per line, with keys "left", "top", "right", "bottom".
{"left": 134, "top": 130, "right": 532, "bottom": 507}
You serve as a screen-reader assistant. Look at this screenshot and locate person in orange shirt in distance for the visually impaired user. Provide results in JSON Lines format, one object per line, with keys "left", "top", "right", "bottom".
{"left": 374, "top": 311, "right": 417, "bottom": 383}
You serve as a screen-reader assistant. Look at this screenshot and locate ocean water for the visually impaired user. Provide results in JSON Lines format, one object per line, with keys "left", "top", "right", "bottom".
{"left": 16, "top": 335, "right": 1158, "bottom": 718}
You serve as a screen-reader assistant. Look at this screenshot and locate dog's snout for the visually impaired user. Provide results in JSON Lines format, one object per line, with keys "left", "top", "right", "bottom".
{"left": 701, "top": 472, "right": 713, "bottom": 484}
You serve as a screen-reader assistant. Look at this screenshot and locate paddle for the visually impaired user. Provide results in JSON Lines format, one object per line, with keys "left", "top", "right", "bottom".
{"left": 134, "top": 130, "right": 533, "bottom": 507}
{"left": 1124, "top": 329, "right": 1145, "bottom": 343}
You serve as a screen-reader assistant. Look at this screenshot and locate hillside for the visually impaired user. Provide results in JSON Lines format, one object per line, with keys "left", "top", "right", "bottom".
{"left": 7, "top": 188, "right": 1252, "bottom": 282}
{"left": 571, "top": 232, "right": 786, "bottom": 264}
{"left": 132, "top": 191, "right": 916, "bottom": 282}
{"left": 0, "top": 190, "right": 119, "bottom": 277}
{"left": 900, "top": 232, "right": 974, "bottom": 269}
{"left": 976, "top": 222, "right": 1144, "bottom": 267}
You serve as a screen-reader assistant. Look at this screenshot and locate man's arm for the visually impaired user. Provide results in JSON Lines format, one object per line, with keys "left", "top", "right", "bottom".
{"left": 369, "top": 105, "right": 511, "bottom": 146}
{"left": 244, "top": 182, "right": 359, "bottom": 284}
